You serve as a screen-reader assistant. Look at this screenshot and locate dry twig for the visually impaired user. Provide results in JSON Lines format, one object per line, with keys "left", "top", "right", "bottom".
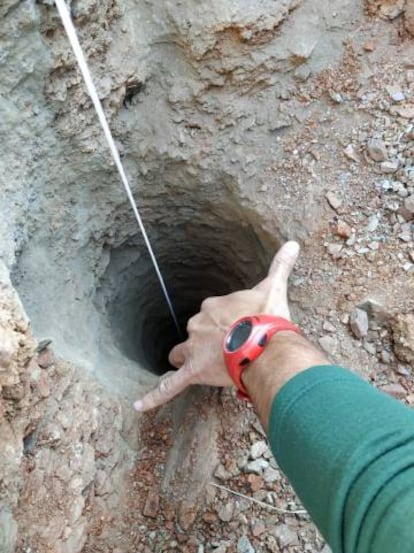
{"left": 209, "top": 482, "right": 308, "bottom": 516}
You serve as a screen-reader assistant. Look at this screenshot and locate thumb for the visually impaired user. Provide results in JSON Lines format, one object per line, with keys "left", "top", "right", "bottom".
{"left": 133, "top": 366, "right": 192, "bottom": 412}
{"left": 267, "top": 241, "right": 300, "bottom": 282}
{"left": 260, "top": 241, "right": 300, "bottom": 315}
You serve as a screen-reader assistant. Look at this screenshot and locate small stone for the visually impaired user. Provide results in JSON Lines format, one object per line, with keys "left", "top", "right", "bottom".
{"left": 271, "top": 524, "right": 300, "bottom": 548}
{"left": 391, "top": 313, "right": 414, "bottom": 365}
{"left": 404, "top": 195, "right": 414, "bottom": 215}
{"left": 380, "top": 160, "right": 399, "bottom": 174}
{"left": 367, "top": 138, "right": 388, "bottom": 162}
{"left": 344, "top": 144, "right": 360, "bottom": 162}
{"left": 396, "top": 365, "right": 410, "bottom": 376}
{"left": 214, "top": 464, "right": 232, "bottom": 481}
{"left": 325, "top": 191, "right": 342, "bottom": 211}
{"left": 36, "top": 339, "right": 53, "bottom": 353}
{"left": 334, "top": 220, "right": 352, "bottom": 239}
{"left": 217, "top": 502, "right": 234, "bottom": 522}
{"left": 318, "top": 335, "right": 337, "bottom": 355}
{"left": 386, "top": 85, "right": 405, "bottom": 102}
{"left": 363, "top": 342, "right": 377, "bottom": 355}
{"left": 329, "top": 90, "right": 343, "bottom": 103}
{"left": 179, "top": 501, "right": 198, "bottom": 530}
{"left": 349, "top": 308, "right": 369, "bottom": 339}
{"left": 245, "top": 458, "right": 269, "bottom": 474}
{"left": 237, "top": 536, "right": 255, "bottom": 553}
{"left": 380, "top": 350, "right": 392, "bottom": 364}
{"left": 263, "top": 467, "right": 281, "bottom": 484}
{"left": 363, "top": 41, "right": 375, "bottom": 52}
{"left": 320, "top": 320, "right": 335, "bottom": 333}
{"left": 396, "top": 105, "right": 414, "bottom": 119}
{"left": 37, "top": 348, "right": 54, "bottom": 369}
{"left": 326, "top": 243, "right": 343, "bottom": 258}
{"left": 251, "top": 521, "right": 266, "bottom": 537}
{"left": 357, "top": 300, "right": 388, "bottom": 326}
{"left": 143, "top": 491, "right": 159, "bottom": 519}
{"left": 62, "top": 526, "right": 72, "bottom": 540}
{"left": 367, "top": 214, "right": 380, "bottom": 232}
{"left": 249, "top": 441, "right": 269, "bottom": 460}
{"left": 380, "top": 383, "right": 406, "bottom": 398}
{"left": 247, "top": 474, "right": 264, "bottom": 492}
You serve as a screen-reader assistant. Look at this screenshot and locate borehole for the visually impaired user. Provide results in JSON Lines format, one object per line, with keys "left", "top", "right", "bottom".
{"left": 97, "top": 220, "right": 276, "bottom": 376}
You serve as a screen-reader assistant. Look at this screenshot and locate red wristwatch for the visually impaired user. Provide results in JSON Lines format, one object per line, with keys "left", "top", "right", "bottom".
{"left": 223, "top": 315, "right": 301, "bottom": 400}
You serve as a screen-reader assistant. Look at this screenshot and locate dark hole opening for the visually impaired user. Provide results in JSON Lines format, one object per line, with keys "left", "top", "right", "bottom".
{"left": 97, "top": 222, "right": 275, "bottom": 375}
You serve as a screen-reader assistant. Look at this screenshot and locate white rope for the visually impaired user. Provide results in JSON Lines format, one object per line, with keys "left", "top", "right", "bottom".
{"left": 54, "top": 0, "right": 182, "bottom": 339}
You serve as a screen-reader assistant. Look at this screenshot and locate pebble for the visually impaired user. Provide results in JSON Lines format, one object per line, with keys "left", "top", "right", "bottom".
{"left": 366, "top": 214, "right": 380, "bottom": 232}
{"left": 318, "top": 335, "right": 337, "bottom": 355}
{"left": 329, "top": 90, "right": 343, "bottom": 103}
{"left": 245, "top": 459, "right": 269, "bottom": 474}
{"left": 326, "top": 243, "right": 343, "bottom": 258}
{"left": 249, "top": 441, "right": 269, "bottom": 460}
{"left": 367, "top": 138, "right": 388, "bottom": 161}
{"left": 396, "top": 105, "right": 414, "bottom": 119}
{"left": 380, "top": 383, "right": 406, "bottom": 398}
{"left": 404, "top": 195, "right": 414, "bottom": 215}
{"left": 263, "top": 466, "right": 281, "bottom": 483}
{"left": 143, "top": 491, "right": 159, "bottom": 519}
{"left": 349, "top": 308, "right": 369, "bottom": 339}
{"left": 363, "top": 41, "right": 375, "bottom": 52}
{"left": 251, "top": 521, "right": 266, "bottom": 537}
{"left": 237, "top": 536, "right": 255, "bottom": 553}
{"left": 363, "top": 342, "right": 377, "bottom": 355}
{"left": 396, "top": 365, "right": 410, "bottom": 377}
{"left": 325, "top": 191, "right": 342, "bottom": 211}
{"left": 214, "top": 464, "right": 232, "bottom": 481}
{"left": 344, "top": 144, "right": 360, "bottom": 162}
{"left": 323, "top": 321, "right": 336, "bottom": 333}
{"left": 213, "top": 546, "right": 227, "bottom": 553}
{"left": 334, "top": 220, "right": 352, "bottom": 238}
{"left": 218, "top": 502, "right": 234, "bottom": 523}
{"left": 271, "top": 524, "right": 300, "bottom": 548}
{"left": 386, "top": 85, "right": 405, "bottom": 102}
{"left": 247, "top": 474, "right": 264, "bottom": 492}
{"left": 380, "top": 160, "right": 399, "bottom": 173}
{"left": 37, "top": 348, "right": 54, "bottom": 369}
{"left": 380, "top": 350, "right": 392, "bottom": 364}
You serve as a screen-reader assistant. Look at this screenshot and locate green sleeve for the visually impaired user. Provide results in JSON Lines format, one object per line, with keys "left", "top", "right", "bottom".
{"left": 268, "top": 365, "right": 414, "bottom": 553}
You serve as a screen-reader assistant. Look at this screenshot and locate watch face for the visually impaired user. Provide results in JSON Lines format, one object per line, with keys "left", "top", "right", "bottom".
{"left": 226, "top": 319, "right": 253, "bottom": 352}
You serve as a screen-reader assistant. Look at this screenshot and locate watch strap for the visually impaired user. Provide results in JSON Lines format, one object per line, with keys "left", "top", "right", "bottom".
{"left": 223, "top": 315, "right": 301, "bottom": 400}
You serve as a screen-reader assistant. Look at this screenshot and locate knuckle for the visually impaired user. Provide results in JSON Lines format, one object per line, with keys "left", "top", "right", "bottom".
{"left": 159, "top": 378, "right": 172, "bottom": 396}
{"left": 201, "top": 296, "right": 219, "bottom": 310}
{"left": 186, "top": 316, "right": 198, "bottom": 333}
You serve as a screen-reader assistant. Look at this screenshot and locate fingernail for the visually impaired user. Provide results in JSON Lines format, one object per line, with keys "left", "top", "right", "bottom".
{"left": 133, "top": 400, "right": 143, "bottom": 411}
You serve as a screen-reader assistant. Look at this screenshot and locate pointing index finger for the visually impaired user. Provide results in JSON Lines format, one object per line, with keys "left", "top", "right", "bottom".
{"left": 133, "top": 366, "right": 192, "bottom": 412}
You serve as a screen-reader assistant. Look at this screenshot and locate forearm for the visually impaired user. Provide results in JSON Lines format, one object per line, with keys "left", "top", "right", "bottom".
{"left": 242, "top": 337, "right": 414, "bottom": 553}
{"left": 242, "top": 331, "right": 329, "bottom": 430}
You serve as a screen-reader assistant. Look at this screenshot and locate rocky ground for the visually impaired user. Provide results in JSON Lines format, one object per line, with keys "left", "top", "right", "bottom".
{"left": 83, "top": 9, "right": 414, "bottom": 553}
{"left": 1, "top": 0, "right": 414, "bottom": 552}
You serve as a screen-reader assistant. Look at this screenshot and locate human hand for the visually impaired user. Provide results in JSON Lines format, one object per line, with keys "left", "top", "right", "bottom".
{"left": 133, "top": 241, "right": 300, "bottom": 412}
